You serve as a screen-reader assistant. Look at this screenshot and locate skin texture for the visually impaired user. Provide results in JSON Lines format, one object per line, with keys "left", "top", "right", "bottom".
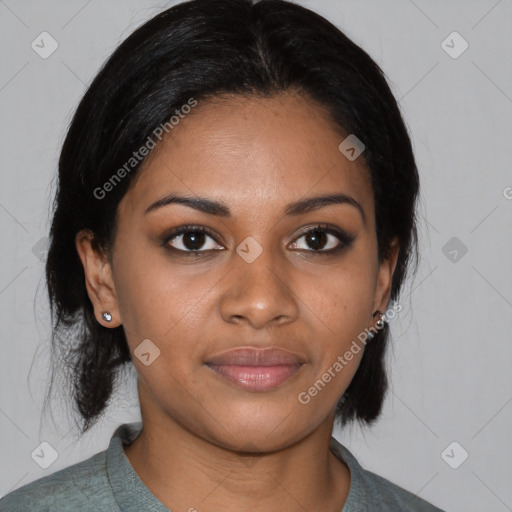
{"left": 75, "top": 90, "right": 399, "bottom": 511}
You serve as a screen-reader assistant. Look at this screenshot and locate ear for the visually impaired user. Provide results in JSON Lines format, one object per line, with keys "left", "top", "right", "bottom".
{"left": 371, "top": 236, "right": 400, "bottom": 323}
{"left": 75, "top": 229, "right": 121, "bottom": 328}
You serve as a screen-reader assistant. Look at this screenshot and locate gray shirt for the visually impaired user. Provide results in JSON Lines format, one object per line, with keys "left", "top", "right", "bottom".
{"left": 0, "top": 422, "right": 445, "bottom": 511}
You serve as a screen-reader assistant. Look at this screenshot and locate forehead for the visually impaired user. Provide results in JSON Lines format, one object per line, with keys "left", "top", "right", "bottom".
{"left": 119, "top": 91, "right": 373, "bottom": 224}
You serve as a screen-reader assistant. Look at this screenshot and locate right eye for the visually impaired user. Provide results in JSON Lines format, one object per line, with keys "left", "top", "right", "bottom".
{"left": 162, "top": 225, "right": 225, "bottom": 254}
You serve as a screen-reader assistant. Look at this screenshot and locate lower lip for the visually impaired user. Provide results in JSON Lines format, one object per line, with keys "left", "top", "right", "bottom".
{"left": 206, "top": 364, "right": 303, "bottom": 391}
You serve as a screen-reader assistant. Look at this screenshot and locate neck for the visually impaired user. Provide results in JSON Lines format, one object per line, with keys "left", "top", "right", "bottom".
{"left": 123, "top": 387, "right": 351, "bottom": 511}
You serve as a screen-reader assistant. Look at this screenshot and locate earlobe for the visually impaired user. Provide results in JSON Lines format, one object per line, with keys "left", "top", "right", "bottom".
{"left": 75, "top": 229, "right": 122, "bottom": 327}
{"left": 373, "top": 237, "right": 400, "bottom": 317}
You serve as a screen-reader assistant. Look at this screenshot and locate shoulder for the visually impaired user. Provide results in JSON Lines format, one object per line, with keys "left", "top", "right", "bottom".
{"left": 357, "top": 468, "right": 445, "bottom": 511}
{"left": 0, "top": 449, "right": 116, "bottom": 512}
{"left": 330, "top": 437, "right": 446, "bottom": 512}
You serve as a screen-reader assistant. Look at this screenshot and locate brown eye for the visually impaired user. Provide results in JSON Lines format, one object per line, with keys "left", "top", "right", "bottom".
{"left": 163, "top": 226, "right": 224, "bottom": 253}
{"left": 304, "top": 229, "right": 329, "bottom": 250}
{"left": 289, "top": 224, "right": 355, "bottom": 254}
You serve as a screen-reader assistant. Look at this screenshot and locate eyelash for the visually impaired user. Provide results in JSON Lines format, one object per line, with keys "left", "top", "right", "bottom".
{"left": 161, "top": 223, "right": 355, "bottom": 257}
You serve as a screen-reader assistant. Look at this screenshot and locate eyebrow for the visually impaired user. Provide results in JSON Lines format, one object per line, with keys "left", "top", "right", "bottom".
{"left": 144, "top": 192, "right": 366, "bottom": 224}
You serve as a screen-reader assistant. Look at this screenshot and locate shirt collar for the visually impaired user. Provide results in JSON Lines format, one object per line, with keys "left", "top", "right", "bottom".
{"left": 330, "top": 435, "right": 372, "bottom": 511}
{"left": 106, "top": 422, "right": 362, "bottom": 512}
{"left": 106, "top": 421, "right": 169, "bottom": 511}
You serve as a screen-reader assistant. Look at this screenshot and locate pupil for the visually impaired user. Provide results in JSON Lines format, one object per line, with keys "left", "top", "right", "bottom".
{"left": 307, "top": 230, "right": 326, "bottom": 250}
{"left": 183, "top": 231, "right": 205, "bottom": 250}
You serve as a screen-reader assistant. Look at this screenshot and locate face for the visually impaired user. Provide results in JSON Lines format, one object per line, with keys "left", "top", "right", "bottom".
{"left": 77, "top": 91, "right": 398, "bottom": 452}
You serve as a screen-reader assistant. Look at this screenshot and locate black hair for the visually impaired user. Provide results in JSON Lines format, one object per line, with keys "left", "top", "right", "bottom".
{"left": 44, "top": 0, "right": 420, "bottom": 435}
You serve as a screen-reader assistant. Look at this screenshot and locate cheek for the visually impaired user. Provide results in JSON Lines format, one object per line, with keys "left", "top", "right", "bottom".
{"left": 113, "top": 258, "right": 223, "bottom": 393}
{"left": 297, "top": 263, "right": 375, "bottom": 335}
{"left": 294, "top": 263, "right": 375, "bottom": 380}
{"left": 113, "top": 243, "right": 202, "bottom": 341}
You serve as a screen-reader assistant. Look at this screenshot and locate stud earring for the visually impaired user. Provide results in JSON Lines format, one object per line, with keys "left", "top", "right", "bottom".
{"left": 102, "top": 311, "right": 112, "bottom": 323}
{"left": 366, "top": 310, "right": 386, "bottom": 341}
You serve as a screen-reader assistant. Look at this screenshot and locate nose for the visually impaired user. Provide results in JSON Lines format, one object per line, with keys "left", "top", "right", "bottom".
{"left": 219, "top": 243, "right": 299, "bottom": 329}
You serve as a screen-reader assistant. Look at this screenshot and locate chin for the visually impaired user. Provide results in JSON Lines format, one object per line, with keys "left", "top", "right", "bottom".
{"left": 204, "top": 406, "right": 313, "bottom": 452}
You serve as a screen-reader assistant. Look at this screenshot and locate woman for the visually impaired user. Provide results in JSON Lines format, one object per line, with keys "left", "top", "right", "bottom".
{"left": 0, "top": 0, "right": 445, "bottom": 510}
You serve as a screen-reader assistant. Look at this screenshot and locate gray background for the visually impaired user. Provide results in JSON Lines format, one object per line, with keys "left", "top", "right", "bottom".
{"left": 1, "top": 0, "right": 511, "bottom": 510}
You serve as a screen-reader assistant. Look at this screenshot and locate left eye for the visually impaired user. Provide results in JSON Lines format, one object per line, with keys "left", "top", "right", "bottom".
{"left": 289, "top": 226, "right": 350, "bottom": 252}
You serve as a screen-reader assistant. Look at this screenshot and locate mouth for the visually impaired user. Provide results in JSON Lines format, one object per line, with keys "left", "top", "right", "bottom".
{"left": 204, "top": 346, "right": 305, "bottom": 391}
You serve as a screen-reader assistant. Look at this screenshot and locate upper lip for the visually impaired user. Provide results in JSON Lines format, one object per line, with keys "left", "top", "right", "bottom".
{"left": 205, "top": 347, "right": 306, "bottom": 366}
